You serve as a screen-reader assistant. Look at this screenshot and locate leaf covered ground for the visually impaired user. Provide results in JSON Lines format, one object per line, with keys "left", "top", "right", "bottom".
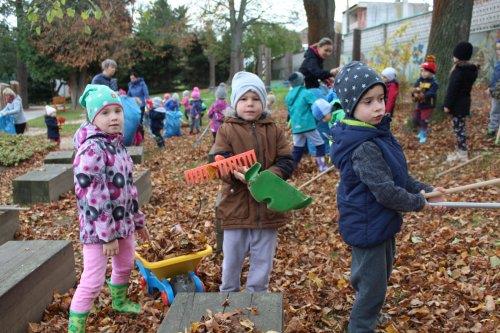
{"left": 1, "top": 88, "right": 498, "bottom": 332}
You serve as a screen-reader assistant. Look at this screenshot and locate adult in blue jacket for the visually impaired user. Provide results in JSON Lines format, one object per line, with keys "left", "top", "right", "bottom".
{"left": 127, "top": 71, "right": 150, "bottom": 126}
{"left": 91, "top": 59, "right": 118, "bottom": 91}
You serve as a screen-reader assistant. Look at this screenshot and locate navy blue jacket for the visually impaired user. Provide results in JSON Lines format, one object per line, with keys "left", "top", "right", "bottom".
{"left": 413, "top": 76, "right": 438, "bottom": 109}
{"left": 45, "top": 115, "right": 60, "bottom": 140}
{"left": 299, "top": 47, "right": 332, "bottom": 89}
{"left": 330, "top": 117, "right": 428, "bottom": 248}
{"left": 91, "top": 73, "right": 118, "bottom": 91}
{"left": 149, "top": 107, "right": 166, "bottom": 132}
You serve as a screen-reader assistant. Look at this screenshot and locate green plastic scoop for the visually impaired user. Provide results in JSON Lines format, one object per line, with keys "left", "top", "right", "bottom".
{"left": 245, "top": 163, "right": 313, "bottom": 212}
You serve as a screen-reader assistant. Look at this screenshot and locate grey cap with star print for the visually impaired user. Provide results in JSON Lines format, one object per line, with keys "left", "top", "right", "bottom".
{"left": 333, "top": 61, "right": 386, "bottom": 117}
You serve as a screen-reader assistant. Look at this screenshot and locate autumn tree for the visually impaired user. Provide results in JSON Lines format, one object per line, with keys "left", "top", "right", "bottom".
{"left": 30, "top": 0, "right": 133, "bottom": 108}
{"left": 303, "top": 0, "right": 337, "bottom": 68}
{"left": 427, "top": 0, "right": 474, "bottom": 109}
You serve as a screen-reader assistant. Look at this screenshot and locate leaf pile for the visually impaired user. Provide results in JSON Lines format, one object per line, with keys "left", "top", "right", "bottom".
{"left": 188, "top": 308, "right": 265, "bottom": 333}
{"left": 137, "top": 225, "right": 208, "bottom": 262}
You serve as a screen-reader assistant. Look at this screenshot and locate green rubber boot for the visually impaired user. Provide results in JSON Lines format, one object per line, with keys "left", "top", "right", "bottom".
{"left": 245, "top": 163, "right": 312, "bottom": 212}
{"left": 107, "top": 281, "right": 141, "bottom": 314}
{"left": 68, "top": 311, "right": 89, "bottom": 333}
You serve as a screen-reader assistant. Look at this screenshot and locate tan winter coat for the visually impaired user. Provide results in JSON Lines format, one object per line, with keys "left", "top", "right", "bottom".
{"left": 210, "top": 113, "right": 293, "bottom": 229}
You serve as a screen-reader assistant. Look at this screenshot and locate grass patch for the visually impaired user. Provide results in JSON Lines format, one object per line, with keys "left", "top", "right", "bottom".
{"left": 0, "top": 133, "right": 55, "bottom": 166}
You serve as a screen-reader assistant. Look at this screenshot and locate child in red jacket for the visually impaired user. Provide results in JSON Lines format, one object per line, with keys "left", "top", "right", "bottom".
{"left": 381, "top": 67, "right": 399, "bottom": 117}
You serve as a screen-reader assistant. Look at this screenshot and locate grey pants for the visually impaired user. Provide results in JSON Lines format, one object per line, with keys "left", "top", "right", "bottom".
{"left": 488, "top": 98, "right": 500, "bottom": 132}
{"left": 348, "top": 237, "right": 396, "bottom": 333}
{"left": 220, "top": 228, "right": 278, "bottom": 292}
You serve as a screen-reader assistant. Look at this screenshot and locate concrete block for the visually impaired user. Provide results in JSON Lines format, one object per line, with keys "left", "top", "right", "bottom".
{"left": 0, "top": 240, "right": 76, "bottom": 333}
{"left": 0, "top": 210, "right": 19, "bottom": 245}
{"left": 44, "top": 150, "right": 75, "bottom": 164}
{"left": 12, "top": 164, "right": 73, "bottom": 205}
{"left": 135, "top": 170, "right": 151, "bottom": 206}
{"left": 127, "top": 146, "right": 144, "bottom": 164}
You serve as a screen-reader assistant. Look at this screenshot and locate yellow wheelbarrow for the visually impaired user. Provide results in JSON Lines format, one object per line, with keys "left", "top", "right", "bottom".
{"left": 135, "top": 245, "right": 213, "bottom": 305}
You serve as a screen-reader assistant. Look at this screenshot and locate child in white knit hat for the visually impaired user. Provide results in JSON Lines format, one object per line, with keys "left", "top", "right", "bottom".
{"left": 44, "top": 105, "right": 61, "bottom": 146}
{"left": 210, "top": 71, "right": 294, "bottom": 293}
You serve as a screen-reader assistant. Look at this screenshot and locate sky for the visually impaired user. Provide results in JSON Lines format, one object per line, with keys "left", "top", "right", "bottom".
{"left": 3, "top": 0, "right": 432, "bottom": 31}
{"left": 134, "top": 0, "right": 432, "bottom": 31}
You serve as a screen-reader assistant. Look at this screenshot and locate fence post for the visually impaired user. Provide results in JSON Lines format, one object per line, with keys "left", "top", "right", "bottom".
{"left": 352, "top": 28, "right": 361, "bottom": 61}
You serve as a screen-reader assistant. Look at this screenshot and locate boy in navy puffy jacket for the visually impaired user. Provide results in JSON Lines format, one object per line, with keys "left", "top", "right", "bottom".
{"left": 330, "top": 61, "right": 446, "bottom": 332}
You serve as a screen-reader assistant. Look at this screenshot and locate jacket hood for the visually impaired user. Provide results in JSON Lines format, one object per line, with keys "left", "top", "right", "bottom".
{"left": 285, "top": 86, "right": 303, "bottom": 106}
{"left": 73, "top": 122, "right": 123, "bottom": 150}
{"left": 331, "top": 116, "right": 392, "bottom": 168}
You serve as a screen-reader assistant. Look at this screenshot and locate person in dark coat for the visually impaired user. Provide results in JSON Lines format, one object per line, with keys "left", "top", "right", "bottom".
{"left": 91, "top": 59, "right": 118, "bottom": 91}
{"left": 149, "top": 97, "right": 166, "bottom": 148}
{"left": 444, "top": 41, "right": 479, "bottom": 163}
{"left": 299, "top": 37, "right": 341, "bottom": 96}
{"left": 44, "top": 105, "right": 60, "bottom": 145}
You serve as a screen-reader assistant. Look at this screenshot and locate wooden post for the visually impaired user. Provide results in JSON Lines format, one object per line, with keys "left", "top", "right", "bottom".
{"left": 285, "top": 52, "right": 293, "bottom": 78}
{"left": 352, "top": 28, "right": 361, "bottom": 61}
{"left": 265, "top": 46, "right": 272, "bottom": 89}
{"left": 333, "top": 32, "right": 342, "bottom": 67}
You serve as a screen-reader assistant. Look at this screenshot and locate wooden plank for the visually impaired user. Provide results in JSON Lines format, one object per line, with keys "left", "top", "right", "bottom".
{"left": 127, "top": 146, "right": 144, "bottom": 164}
{"left": 0, "top": 240, "right": 75, "bottom": 333}
{"left": 223, "top": 292, "right": 252, "bottom": 313}
{"left": 44, "top": 150, "right": 75, "bottom": 164}
{"left": 0, "top": 210, "right": 19, "bottom": 246}
{"left": 250, "top": 292, "right": 283, "bottom": 332}
{"left": 157, "top": 292, "right": 195, "bottom": 333}
{"left": 157, "top": 292, "right": 283, "bottom": 333}
{"left": 12, "top": 164, "right": 73, "bottom": 205}
{"left": 185, "top": 292, "right": 228, "bottom": 328}
{"left": 135, "top": 170, "right": 152, "bottom": 206}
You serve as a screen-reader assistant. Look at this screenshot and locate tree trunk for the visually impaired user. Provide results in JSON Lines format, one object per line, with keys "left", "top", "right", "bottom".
{"left": 303, "top": 0, "right": 336, "bottom": 69}
{"left": 228, "top": 0, "right": 247, "bottom": 81}
{"left": 69, "top": 69, "right": 88, "bottom": 110}
{"left": 208, "top": 54, "right": 216, "bottom": 89}
{"left": 427, "top": 0, "right": 474, "bottom": 110}
{"left": 15, "top": 0, "right": 29, "bottom": 109}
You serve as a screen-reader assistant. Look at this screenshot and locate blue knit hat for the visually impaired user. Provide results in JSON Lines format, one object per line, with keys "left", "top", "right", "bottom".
{"left": 312, "top": 99, "right": 332, "bottom": 121}
{"left": 333, "top": 61, "right": 386, "bottom": 117}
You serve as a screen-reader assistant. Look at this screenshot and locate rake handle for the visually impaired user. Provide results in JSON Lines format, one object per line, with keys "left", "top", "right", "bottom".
{"left": 424, "top": 178, "right": 500, "bottom": 199}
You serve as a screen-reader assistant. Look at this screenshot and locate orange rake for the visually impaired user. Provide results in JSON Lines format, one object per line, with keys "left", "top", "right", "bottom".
{"left": 184, "top": 150, "right": 257, "bottom": 184}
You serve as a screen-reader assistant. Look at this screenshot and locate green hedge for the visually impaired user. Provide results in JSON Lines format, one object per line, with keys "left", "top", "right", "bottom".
{"left": 0, "top": 134, "right": 55, "bottom": 166}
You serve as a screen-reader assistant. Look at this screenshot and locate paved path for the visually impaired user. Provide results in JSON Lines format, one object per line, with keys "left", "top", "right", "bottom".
{"left": 23, "top": 106, "right": 46, "bottom": 121}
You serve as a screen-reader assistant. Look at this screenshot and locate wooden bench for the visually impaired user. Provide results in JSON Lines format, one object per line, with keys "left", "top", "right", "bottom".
{"left": 44, "top": 150, "right": 75, "bottom": 164}
{"left": 51, "top": 96, "right": 67, "bottom": 113}
{"left": 13, "top": 164, "right": 74, "bottom": 205}
{"left": 158, "top": 292, "right": 283, "bottom": 333}
{"left": 0, "top": 240, "right": 76, "bottom": 333}
{"left": 0, "top": 209, "right": 19, "bottom": 246}
{"left": 135, "top": 169, "right": 152, "bottom": 206}
{"left": 127, "top": 146, "right": 144, "bottom": 164}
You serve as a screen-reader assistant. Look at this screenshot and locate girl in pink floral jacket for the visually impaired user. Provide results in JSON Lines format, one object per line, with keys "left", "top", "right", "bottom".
{"left": 68, "top": 84, "right": 149, "bottom": 333}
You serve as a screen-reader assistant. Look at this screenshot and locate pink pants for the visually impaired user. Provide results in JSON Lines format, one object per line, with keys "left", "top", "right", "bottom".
{"left": 70, "top": 234, "right": 135, "bottom": 313}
